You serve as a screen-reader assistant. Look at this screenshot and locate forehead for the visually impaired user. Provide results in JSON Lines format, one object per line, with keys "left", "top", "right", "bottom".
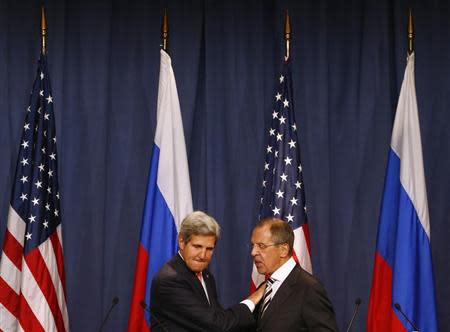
{"left": 187, "top": 234, "right": 216, "bottom": 247}
{"left": 251, "top": 224, "right": 273, "bottom": 242}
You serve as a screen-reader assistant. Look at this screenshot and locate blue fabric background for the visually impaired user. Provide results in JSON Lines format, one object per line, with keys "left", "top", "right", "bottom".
{"left": 1, "top": 1, "right": 449, "bottom": 331}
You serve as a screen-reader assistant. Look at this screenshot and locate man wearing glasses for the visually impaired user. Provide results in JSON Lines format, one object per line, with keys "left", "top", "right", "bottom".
{"left": 250, "top": 218, "right": 338, "bottom": 332}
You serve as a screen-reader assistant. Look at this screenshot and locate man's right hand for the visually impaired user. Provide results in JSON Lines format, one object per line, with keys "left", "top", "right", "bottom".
{"left": 247, "top": 282, "right": 266, "bottom": 305}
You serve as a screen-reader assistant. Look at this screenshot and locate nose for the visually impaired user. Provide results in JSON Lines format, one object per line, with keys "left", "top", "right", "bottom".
{"left": 251, "top": 245, "right": 258, "bottom": 257}
{"left": 198, "top": 248, "right": 207, "bottom": 259}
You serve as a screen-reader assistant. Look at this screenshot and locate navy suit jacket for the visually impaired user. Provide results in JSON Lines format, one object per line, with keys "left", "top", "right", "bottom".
{"left": 254, "top": 264, "right": 338, "bottom": 332}
{"left": 150, "top": 254, "right": 255, "bottom": 332}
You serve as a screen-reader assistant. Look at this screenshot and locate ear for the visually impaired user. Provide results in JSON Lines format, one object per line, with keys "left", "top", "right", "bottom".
{"left": 178, "top": 235, "right": 185, "bottom": 250}
{"left": 279, "top": 243, "right": 290, "bottom": 258}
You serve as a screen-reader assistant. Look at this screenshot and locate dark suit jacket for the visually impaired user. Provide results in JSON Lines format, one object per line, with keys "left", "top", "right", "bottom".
{"left": 150, "top": 254, "right": 255, "bottom": 332}
{"left": 255, "top": 264, "right": 338, "bottom": 332}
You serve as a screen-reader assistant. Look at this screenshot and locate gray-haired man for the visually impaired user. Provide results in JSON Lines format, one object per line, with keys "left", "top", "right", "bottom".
{"left": 150, "top": 211, "right": 264, "bottom": 332}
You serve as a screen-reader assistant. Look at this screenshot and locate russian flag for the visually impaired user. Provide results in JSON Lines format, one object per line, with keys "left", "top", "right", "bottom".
{"left": 128, "top": 49, "right": 193, "bottom": 332}
{"left": 367, "top": 53, "right": 438, "bottom": 331}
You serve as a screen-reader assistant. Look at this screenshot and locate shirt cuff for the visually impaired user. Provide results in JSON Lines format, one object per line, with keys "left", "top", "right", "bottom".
{"left": 240, "top": 299, "right": 256, "bottom": 312}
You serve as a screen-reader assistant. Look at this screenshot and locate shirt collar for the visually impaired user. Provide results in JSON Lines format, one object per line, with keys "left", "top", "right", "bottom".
{"left": 270, "top": 257, "right": 296, "bottom": 283}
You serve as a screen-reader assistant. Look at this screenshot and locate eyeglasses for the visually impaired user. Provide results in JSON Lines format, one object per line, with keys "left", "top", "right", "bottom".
{"left": 248, "top": 242, "right": 286, "bottom": 251}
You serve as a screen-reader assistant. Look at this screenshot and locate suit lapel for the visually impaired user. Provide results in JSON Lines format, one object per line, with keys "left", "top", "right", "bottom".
{"left": 172, "top": 254, "right": 211, "bottom": 305}
{"left": 259, "top": 265, "right": 301, "bottom": 327}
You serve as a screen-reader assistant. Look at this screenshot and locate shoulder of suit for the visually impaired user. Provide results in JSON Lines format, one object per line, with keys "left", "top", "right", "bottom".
{"left": 291, "top": 264, "right": 324, "bottom": 288}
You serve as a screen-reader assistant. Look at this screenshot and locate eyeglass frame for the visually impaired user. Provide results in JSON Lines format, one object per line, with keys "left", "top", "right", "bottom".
{"left": 248, "top": 242, "right": 287, "bottom": 251}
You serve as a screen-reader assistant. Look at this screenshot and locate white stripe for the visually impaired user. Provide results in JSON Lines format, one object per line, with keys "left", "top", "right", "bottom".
{"left": 293, "top": 227, "right": 313, "bottom": 274}
{"left": 6, "top": 205, "right": 26, "bottom": 247}
{"left": 155, "top": 49, "right": 193, "bottom": 230}
{"left": 0, "top": 304, "right": 19, "bottom": 331}
{"left": 57, "top": 225, "right": 65, "bottom": 253}
{"left": 21, "top": 259, "right": 57, "bottom": 331}
{"left": 0, "top": 253, "right": 21, "bottom": 294}
{"left": 390, "top": 52, "right": 430, "bottom": 238}
{"left": 38, "top": 229, "right": 69, "bottom": 331}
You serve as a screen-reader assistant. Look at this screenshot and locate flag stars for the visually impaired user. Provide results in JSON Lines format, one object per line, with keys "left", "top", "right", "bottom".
{"left": 290, "top": 197, "right": 298, "bottom": 206}
{"left": 21, "top": 140, "right": 29, "bottom": 149}
{"left": 48, "top": 170, "right": 53, "bottom": 178}
{"left": 262, "top": 180, "right": 267, "bottom": 188}
{"left": 288, "top": 140, "right": 296, "bottom": 148}
{"left": 32, "top": 197, "right": 40, "bottom": 206}
{"left": 49, "top": 153, "right": 56, "bottom": 160}
{"left": 27, "top": 106, "right": 31, "bottom": 112}
{"left": 272, "top": 206, "right": 281, "bottom": 215}
{"left": 28, "top": 215, "right": 36, "bottom": 223}
{"left": 279, "top": 75, "right": 284, "bottom": 83}
{"left": 20, "top": 176, "right": 28, "bottom": 183}
{"left": 42, "top": 147, "right": 46, "bottom": 154}
{"left": 275, "top": 92, "right": 282, "bottom": 101}
{"left": 54, "top": 209, "right": 59, "bottom": 217}
{"left": 269, "top": 128, "right": 275, "bottom": 136}
{"left": 20, "top": 158, "right": 29, "bottom": 166}
{"left": 272, "top": 111, "right": 278, "bottom": 119}
{"left": 266, "top": 146, "right": 273, "bottom": 153}
{"left": 274, "top": 151, "right": 279, "bottom": 158}
{"left": 298, "top": 164, "right": 303, "bottom": 172}
{"left": 292, "top": 123, "right": 297, "bottom": 131}
{"left": 283, "top": 99, "right": 289, "bottom": 108}
{"left": 46, "top": 95, "right": 53, "bottom": 104}
{"left": 295, "top": 181, "right": 302, "bottom": 189}
{"left": 47, "top": 186, "right": 52, "bottom": 194}
{"left": 276, "top": 133, "right": 283, "bottom": 141}
{"left": 45, "top": 203, "right": 51, "bottom": 211}
{"left": 40, "top": 71, "right": 44, "bottom": 80}
{"left": 286, "top": 214, "right": 294, "bottom": 223}
{"left": 52, "top": 137, "right": 57, "bottom": 143}
{"left": 264, "top": 163, "right": 269, "bottom": 170}
{"left": 278, "top": 116, "right": 286, "bottom": 124}
{"left": 25, "top": 233, "right": 32, "bottom": 241}
{"left": 39, "top": 90, "right": 44, "bottom": 96}
{"left": 43, "top": 220, "right": 49, "bottom": 228}
{"left": 280, "top": 173, "right": 288, "bottom": 182}
{"left": 35, "top": 180, "right": 43, "bottom": 189}
{"left": 24, "top": 123, "right": 30, "bottom": 131}
{"left": 44, "top": 113, "right": 50, "bottom": 121}
{"left": 56, "top": 192, "right": 60, "bottom": 200}
{"left": 20, "top": 193, "right": 28, "bottom": 201}
{"left": 38, "top": 164, "right": 45, "bottom": 172}
{"left": 284, "top": 156, "right": 292, "bottom": 165}
{"left": 276, "top": 190, "right": 284, "bottom": 198}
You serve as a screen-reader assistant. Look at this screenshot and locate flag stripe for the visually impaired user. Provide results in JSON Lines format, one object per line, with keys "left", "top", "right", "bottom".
{"left": 2, "top": 229, "right": 23, "bottom": 271}
{"left": 39, "top": 232, "right": 69, "bottom": 331}
{"left": 24, "top": 249, "right": 65, "bottom": 332}
{"left": 0, "top": 253, "right": 21, "bottom": 294}
{"left": 5, "top": 207, "right": 25, "bottom": 247}
{"left": 18, "top": 293, "right": 46, "bottom": 332}
{"left": 50, "top": 228, "right": 67, "bottom": 297}
{"left": 0, "top": 275, "right": 20, "bottom": 318}
{"left": 293, "top": 227, "right": 312, "bottom": 273}
{"left": 0, "top": 299, "right": 20, "bottom": 332}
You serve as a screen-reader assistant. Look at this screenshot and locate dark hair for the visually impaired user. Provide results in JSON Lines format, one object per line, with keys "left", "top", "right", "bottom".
{"left": 255, "top": 217, "right": 294, "bottom": 255}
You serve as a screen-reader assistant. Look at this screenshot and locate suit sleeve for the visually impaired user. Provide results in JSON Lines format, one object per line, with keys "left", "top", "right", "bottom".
{"left": 151, "top": 273, "right": 255, "bottom": 332}
{"left": 302, "top": 281, "right": 339, "bottom": 332}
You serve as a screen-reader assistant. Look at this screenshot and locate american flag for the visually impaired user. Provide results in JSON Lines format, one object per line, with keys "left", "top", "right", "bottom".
{"left": 252, "top": 59, "right": 312, "bottom": 289}
{"left": 0, "top": 55, "right": 69, "bottom": 331}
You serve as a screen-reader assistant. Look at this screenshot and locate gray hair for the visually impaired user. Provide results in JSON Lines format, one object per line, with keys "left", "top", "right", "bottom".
{"left": 255, "top": 217, "right": 294, "bottom": 255}
{"left": 179, "top": 211, "right": 220, "bottom": 243}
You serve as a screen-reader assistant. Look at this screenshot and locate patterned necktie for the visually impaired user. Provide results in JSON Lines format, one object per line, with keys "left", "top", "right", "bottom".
{"left": 260, "top": 278, "right": 275, "bottom": 317}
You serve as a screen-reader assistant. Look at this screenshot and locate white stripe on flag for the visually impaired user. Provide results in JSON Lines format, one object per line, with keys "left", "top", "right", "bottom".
{"left": 293, "top": 227, "right": 312, "bottom": 274}
{"left": 0, "top": 253, "right": 21, "bottom": 294}
{"left": 38, "top": 229, "right": 69, "bottom": 331}
{"left": 154, "top": 49, "right": 193, "bottom": 230}
{"left": 0, "top": 304, "right": 19, "bottom": 331}
{"left": 21, "top": 259, "right": 57, "bottom": 331}
{"left": 390, "top": 53, "right": 430, "bottom": 238}
{"left": 6, "top": 206, "right": 26, "bottom": 247}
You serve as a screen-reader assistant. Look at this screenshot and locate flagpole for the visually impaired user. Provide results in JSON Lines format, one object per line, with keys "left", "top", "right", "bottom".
{"left": 41, "top": 5, "right": 47, "bottom": 55}
{"left": 407, "top": 9, "right": 414, "bottom": 55}
{"left": 161, "top": 9, "right": 169, "bottom": 52}
{"left": 284, "top": 10, "right": 291, "bottom": 60}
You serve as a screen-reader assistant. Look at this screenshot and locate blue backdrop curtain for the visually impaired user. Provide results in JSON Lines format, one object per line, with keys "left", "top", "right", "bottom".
{"left": 1, "top": 0, "right": 449, "bottom": 331}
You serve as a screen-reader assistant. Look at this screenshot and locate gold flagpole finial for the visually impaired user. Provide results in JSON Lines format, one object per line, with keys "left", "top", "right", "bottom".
{"left": 408, "top": 9, "right": 414, "bottom": 55}
{"left": 284, "top": 10, "right": 291, "bottom": 60}
{"left": 41, "top": 5, "right": 47, "bottom": 55}
{"left": 161, "top": 9, "right": 169, "bottom": 51}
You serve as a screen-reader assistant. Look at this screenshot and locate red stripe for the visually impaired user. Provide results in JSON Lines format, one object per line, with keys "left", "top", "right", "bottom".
{"left": 302, "top": 223, "right": 312, "bottom": 254}
{"left": 0, "top": 277, "right": 45, "bottom": 332}
{"left": 49, "top": 231, "right": 67, "bottom": 296}
{"left": 18, "top": 293, "right": 46, "bottom": 332}
{"left": 127, "top": 244, "right": 151, "bottom": 332}
{"left": 2, "top": 229, "right": 23, "bottom": 270}
{"left": 367, "top": 252, "right": 406, "bottom": 332}
{"left": 24, "top": 246, "right": 66, "bottom": 332}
